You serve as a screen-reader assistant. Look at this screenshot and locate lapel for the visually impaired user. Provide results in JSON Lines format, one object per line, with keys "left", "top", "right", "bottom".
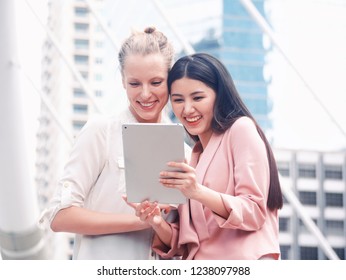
{"left": 191, "top": 132, "right": 224, "bottom": 183}
{"left": 186, "top": 132, "right": 224, "bottom": 244}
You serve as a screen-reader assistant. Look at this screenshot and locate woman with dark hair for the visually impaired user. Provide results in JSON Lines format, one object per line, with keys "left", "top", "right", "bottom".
{"left": 133, "top": 53, "right": 283, "bottom": 260}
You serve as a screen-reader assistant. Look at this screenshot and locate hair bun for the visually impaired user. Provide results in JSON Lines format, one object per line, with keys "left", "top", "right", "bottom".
{"left": 144, "top": 26, "right": 156, "bottom": 34}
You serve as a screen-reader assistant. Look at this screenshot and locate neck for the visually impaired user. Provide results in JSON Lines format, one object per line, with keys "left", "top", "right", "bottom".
{"left": 198, "top": 130, "right": 213, "bottom": 150}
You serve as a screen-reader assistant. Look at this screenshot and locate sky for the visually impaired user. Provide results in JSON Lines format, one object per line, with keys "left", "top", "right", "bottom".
{"left": 266, "top": 0, "right": 346, "bottom": 151}
{"left": 13, "top": 0, "right": 346, "bottom": 175}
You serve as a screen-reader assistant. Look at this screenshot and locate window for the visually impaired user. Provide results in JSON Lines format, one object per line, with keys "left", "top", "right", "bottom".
{"left": 277, "top": 161, "right": 290, "bottom": 177}
{"left": 299, "top": 218, "right": 317, "bottom": 233}
{"left": 325, "top": 220, "right": 344, "bottom": 235}
{"left": 74, "top": 55, "right": 89, "bottom": 65}
{"left": 298, "top": 163, "right": 316, "bottom": 178}
{"left": 332, "top": 248, "right": 345, "bottom": 260}
{"left": 280, "top": 245, "right": 291, "bottom": 260}
{"left": 75, "top": 7, "right": 88, "bottom": 17}
{"left": 74, "top": 39, "right": 89, "bottom": 50}
{"left": 80, "top": 71, "right": 88, "bottom": 79}
{"left": 279, "top": 217, "right": 290, "bottom": 232}
{"left": 324, "top": 165, "right": 343, "bottom": 180}
{"left": 95, "top": 41, "right": 103, "bottom": 48}
{"left": 73, "top": 120, "right": 86, "bottom": 131}
{"left": 300, "top": 246, "right": 318, "bottom": 260}
{"left": 73, "top": 104, "right": 88, "bottom": 114}
{"left": 95, "top": 74, "right": 102, "bottom": 81}
{"left": 95, "top": 57, "right": 103, "bottom": 64}
{"left": 73, "top": 88, "right": 86, "bottom": 97}
{"left": 325, "top": 192, "right": 343, "bottom": 207}
{"left": 95, "top": 90, "right": 103, "bottom": 97}
{"left": 74, "top": 23, "right": 89, "bottom": 33}
{"left": 299, "top": 191, "right": 317, "bottom": 206}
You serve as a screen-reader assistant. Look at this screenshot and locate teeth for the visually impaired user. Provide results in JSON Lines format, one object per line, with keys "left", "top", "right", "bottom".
{"left": 140, "top": 102, "right": 155, "bottom": 107}
{"left": 186, "top": 116, "right": 202, "bottom": 122}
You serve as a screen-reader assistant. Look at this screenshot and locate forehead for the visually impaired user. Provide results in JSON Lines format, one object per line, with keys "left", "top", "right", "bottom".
{"left": 123, "top": 53, "right": 167, "bottom": 79}
{"left": 171, "top": 78, "right": 209, "bottom": 92}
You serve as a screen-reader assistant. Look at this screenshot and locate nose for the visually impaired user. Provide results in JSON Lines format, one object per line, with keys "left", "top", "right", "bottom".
{"left": 140, "top": 85, "right": 151, "bottom": 100}
{"left": 183, "top": 101, "right": 195, "bottom": 115}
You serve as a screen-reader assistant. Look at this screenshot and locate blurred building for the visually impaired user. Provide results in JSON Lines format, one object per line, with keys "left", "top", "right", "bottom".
{"left": 191, "top": 0, "right": 272, "bottom": 134}
{"left": 221, "top": 0, "right": 272, "bottom": 132}
{"left": 36, "top": 0, "right": 109, "bottom": 259}
{"left": 276, "top": 149, "right": 346, "bottom": 260}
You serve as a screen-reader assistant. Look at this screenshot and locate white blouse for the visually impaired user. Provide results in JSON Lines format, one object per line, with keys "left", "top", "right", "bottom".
{"left": 40, "top": 109, "right": 187, "bottom": 260}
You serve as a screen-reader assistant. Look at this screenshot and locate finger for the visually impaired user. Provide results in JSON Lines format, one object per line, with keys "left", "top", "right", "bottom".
{"left": 140, "top": 204, "right": 160, "bottom": 221}
{"left": 160, "top": 171, "right": 186, "bottom": 179}
{"left": 159, "top": 178, "right": 183, "bottom": 186}
{"left": 122, "top": 195, "right": 139, "bottom": 210}
{"left": 134, "top": 201, "right": 150, "bottom": 216}
{"left": 167, "top": 161, "right": 193, "bottom": 172}
{"left": 138, "top": 202, "right": 157, "bottom": 217}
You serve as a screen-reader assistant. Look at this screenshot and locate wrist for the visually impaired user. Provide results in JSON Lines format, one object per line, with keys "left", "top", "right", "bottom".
{"left": 191, "top": 183, "right": 205, "bottom": 201}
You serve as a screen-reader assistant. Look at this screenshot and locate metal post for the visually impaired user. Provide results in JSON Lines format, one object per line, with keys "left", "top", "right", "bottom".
{"left": 0, "top": 0, "right": 49, "bottom": 259}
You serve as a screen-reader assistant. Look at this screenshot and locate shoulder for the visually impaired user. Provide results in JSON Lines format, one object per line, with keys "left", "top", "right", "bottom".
{"left": 83, "top": 114, "right": 109, "bottom": 132}
{"left": 231, "top": 116, "right": 256, "bottom": 132}
{"left": 223, "top": 116, "right": 263, "bottom": 149}
{"left": 77, "top": 114, "right": 111, "bottom": 141}
{"left": 223, "top": 116, "right": 257, "bottom": 139}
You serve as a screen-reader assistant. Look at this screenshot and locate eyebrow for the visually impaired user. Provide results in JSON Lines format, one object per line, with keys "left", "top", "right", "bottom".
{"left": 171, "top": 91, "right": 204, "bottom": 97}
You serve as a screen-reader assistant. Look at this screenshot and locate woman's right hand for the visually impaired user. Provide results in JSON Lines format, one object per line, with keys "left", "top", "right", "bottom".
{"left": 123, "top": 196, "right": 173, "bottom": 246}
{"left": 134, "top": 201, "right": 163, "bottom": 227}
{"left": 122, "top": 195, "right": 164, "bottom": 227}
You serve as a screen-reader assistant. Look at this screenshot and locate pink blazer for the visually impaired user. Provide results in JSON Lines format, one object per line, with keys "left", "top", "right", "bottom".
{"left": 153, "top": 117, "right": 280, "bottom": 260}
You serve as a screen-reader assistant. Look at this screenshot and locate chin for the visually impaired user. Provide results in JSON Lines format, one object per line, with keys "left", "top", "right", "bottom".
{"left": 140, "top": 112, "right": 160, "bottom": 122}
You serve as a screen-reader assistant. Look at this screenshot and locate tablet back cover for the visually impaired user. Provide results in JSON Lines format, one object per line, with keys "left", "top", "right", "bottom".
{"left": 122, "top": 123, "right": 187, "bottom": 204}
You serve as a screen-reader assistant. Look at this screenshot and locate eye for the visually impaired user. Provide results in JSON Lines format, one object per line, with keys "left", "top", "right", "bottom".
{"left": 152, "top": 81, "right": 163, "bottom": 86}
{"left": 193, "top": 96, "right": 204, "bottom": 101}
{"left": 171, "top": 98, "right": 184, "bottom": 103}
{"left": 129, "top": 82, "right": 140, "bottom": 87}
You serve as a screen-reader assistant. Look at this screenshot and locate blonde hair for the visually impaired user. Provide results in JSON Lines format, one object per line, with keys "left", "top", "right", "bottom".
{"left": 118, "top": 27, "right": 174, "bottom": 76}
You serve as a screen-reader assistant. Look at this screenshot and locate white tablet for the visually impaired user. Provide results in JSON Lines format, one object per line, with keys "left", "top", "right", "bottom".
{"left": 122, "top": 123, "right": 187, "bottom": 204}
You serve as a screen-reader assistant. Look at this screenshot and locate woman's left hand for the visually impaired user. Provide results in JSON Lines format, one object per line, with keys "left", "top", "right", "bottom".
{"left": 159, "top": 161, "right": 202, "bottom": 199}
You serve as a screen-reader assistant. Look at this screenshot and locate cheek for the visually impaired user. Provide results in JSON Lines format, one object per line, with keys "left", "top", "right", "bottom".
{"left": 170, "top": 103, "right": 182, "bottom": 116}
{"left": 125, "top": 87, "right": 137, "bottom": 99}
{"left": 156, "top": 87, "right": 168, "bottom": 102}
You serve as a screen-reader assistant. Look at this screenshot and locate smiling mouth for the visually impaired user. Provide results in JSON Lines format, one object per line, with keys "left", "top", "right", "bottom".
{"left": 138, "top": 101, "right": 157, "bottom": 108}
{"left": 185, "top": 116, "right": 202, "bottom": 123}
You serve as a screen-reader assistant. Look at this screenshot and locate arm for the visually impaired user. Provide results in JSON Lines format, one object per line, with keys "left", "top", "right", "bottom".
{"left": 47, "top": 116, "right": 147, "bottom": 235}
{"left": 51, "top": 206, "right": 149, "bottom": 235}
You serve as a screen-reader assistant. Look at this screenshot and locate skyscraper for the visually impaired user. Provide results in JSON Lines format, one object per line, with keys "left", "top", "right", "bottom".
{"left": 221, "top": 0, "right": 271, "bottom": 132}
{"left": 36, "top": 0, "right": 109, "bottom": 259}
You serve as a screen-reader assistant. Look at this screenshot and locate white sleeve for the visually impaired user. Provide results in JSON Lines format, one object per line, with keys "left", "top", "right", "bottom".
{"left": 38, "top": 115, "right": 109, "bottom": 227}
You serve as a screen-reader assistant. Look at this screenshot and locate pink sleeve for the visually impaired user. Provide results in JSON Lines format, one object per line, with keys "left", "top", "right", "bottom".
{"left": 214, "top": 117, "right": 269, "bottom": 231}
{"left": 152, "top": 222, "right": 185, "bottom": 259}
